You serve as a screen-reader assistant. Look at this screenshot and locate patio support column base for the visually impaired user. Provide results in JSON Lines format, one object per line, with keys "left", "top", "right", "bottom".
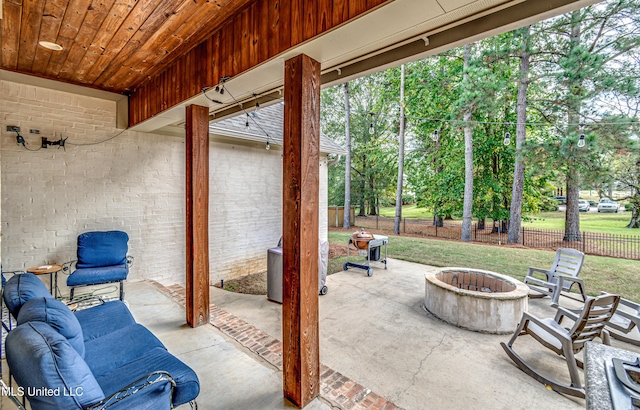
{"left": 185, "top": 104, "right": 210, "bottom": 328}
{"left": 282, "top": 53, "right": 321, "bottom": 408}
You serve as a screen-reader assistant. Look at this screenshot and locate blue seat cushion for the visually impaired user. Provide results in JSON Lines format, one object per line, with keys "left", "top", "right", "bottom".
{"left": 84, "top": 324, "right": 166, "bottom": 377}
{"left": 3, "top": 273, "right": 52, "bottom": 317}
{"left": 95, "top": 347, "right": 200, "bottom": 407}
{"left": 17, "top": 297, "right": 85, "bottom": 358}
{"left": 74, "top": 301, "right": 136, "bottom": 341}
{"left": 66, "top": 264, "right": 127, "bottom": 287}
{"left": 6, "top": 321, "right": 105, "bottom": 410}
{"left": 77, "top": 231, "right": 128, "bottom": 268}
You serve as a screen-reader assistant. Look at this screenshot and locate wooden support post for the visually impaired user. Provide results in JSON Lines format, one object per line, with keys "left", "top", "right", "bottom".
{"left": 185, "top": 104, "right": 210, "bottom": 328}
{"left": 282, "top": 54, "right": 321, "bottom": 408}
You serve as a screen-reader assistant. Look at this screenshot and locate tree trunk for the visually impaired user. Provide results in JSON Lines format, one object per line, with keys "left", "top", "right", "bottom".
{"left": 627, "top": 161, "right": 640, "bottom": 228}
{"left": 564, "top": 167, "right": 582, "bottom": 241}
{"left": 563, "top": 13, "right": 583, "bottom": 242}
{"left": 461, "top": 44, "right": 474, "bottom": 242}
{"left": 343, "top": 83, "right": 352, "bottom": 228}
{"left": 478, "top": 218, "right": 485, "bottom": 230}
{"left": 627, "top": 204, "right": 640, "bottom": 228}
{"left": 358, "top": 174, "right": 366, "bottom": 216}
{"left": 368, "top": 177, "right": 377, "bottom": 216}
{"left": 432, "top": 124, "right": 444, "bottom": 228}
{"left": 394, "top": 65, "right": 406, "bottom": 235}
{"left": 508, "top": 26, "right": 531, "bottom": 244}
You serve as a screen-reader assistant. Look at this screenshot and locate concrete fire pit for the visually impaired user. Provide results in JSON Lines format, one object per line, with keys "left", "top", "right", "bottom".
{"left": 424, "top": 267, "right": 529, "bottom": 334}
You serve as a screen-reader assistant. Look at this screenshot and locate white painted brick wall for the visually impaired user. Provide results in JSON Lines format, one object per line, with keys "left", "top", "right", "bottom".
{"left": 1, "top": 80, "right": 328, "bottom": 293}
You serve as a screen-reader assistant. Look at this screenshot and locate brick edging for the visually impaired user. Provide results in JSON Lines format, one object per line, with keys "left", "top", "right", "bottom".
{"left": 148, "top": 281, "right": 400, "bottom": 410}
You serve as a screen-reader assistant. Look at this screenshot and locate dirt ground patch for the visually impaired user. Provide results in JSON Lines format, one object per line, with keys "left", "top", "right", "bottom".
{"left": 214, "top": 270, "right": 267, "bottom": 295}
{"left": 329, "top": 242, "right": 349, "bottom": 258}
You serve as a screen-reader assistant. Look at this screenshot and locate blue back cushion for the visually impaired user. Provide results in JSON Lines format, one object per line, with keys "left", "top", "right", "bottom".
{"left": 77, "top": 231, "right": 129, "bottom": 268}
{"left": 18, "top": 297, "right": 85, "bottom": 358}
{"left": 3, "top": 273, "right": 52, "bottom": 317}
{"left": 6, "top": 322, "right": 105, "bottom": 409}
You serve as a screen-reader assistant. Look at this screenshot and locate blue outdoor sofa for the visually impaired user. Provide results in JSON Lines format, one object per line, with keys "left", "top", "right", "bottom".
{"left": 3, "top": 273, "right": 200, "bottom": 409}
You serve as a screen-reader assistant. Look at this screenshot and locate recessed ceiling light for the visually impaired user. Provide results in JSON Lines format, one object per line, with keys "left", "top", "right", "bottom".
{"left": 39, "top": 41, "right": 63, "bottom": 51}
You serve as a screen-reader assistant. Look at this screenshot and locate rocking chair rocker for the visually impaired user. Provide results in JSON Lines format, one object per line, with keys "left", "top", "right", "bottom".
{"left": 500, "top": 293, "right": 620, "bottom": 398}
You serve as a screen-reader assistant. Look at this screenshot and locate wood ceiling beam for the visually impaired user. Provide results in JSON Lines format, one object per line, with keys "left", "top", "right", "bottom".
{"left": 129, "top": 0, "right": 388, "bottom": 126}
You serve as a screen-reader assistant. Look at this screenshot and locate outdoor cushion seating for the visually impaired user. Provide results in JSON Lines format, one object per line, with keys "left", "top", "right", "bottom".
{"left": 523, "top": 247, "right": 587, "bottom": 306}
{"left": 501, "top": 293, "right": 620, "bottom": 398}
{"left": 3, "top": 271, "right": 52, "bottom": 317}
{"left": 66, "top": 230, "right": 132, "bottom": 301}
{"left": 3, "top": 273, "right": 199, "bottom": 409}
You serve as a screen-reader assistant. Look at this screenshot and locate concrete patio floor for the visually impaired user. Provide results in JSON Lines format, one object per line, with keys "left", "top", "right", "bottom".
{"left": 4, "top": 258, "right": 640, "bottom": 409}
{"left": 123, "top": 281, "right": 330, "bottom": 410}
{"left": 192, "top": 257, "right": 640, "bottom": 410}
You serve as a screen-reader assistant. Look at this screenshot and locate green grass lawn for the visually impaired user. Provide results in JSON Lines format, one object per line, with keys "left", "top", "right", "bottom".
{"left": 522, "top": 211, "right": 639, "bottom": 236}
{"left": 378, "top": 204, "right": 433, "bottom": 219}
{"left": 328, "top": 230, "right": 640, "bottom": 302}
{"left": 377, "top": 205, "right": 640, "bottom": 236}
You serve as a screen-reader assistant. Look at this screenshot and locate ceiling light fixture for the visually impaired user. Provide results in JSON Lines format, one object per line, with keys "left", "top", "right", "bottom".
{"left": 39, "top": 41, "right": 63, "bottom": 51}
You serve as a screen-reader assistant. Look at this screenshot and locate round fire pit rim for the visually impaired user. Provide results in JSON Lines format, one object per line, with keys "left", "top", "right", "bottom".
{"left": 425, "top": 267, "right": 529, "bottom": 300}
{"left": 424, "top": 267, "right": 529, "bottom": 334}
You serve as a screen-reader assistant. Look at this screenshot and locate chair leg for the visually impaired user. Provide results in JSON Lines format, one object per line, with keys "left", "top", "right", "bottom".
{"left": 550, "top": 286, "right": 562, "bottom": 307}
{"left": 119, "top": 282, "right": 124, "bottom": 301}
{"left": 69, "top": 287, "right": 75, "bottom": 302}
{"left": 506, "top": 314, "right": 531, "bottom": 346}
{"left": 561, "top": 341, "right": 583, "bottom": 392}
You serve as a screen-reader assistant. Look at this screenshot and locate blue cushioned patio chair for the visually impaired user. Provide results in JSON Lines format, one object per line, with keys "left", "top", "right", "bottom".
{"left": 66, "top": 231, "right": 132, "bottom": 302}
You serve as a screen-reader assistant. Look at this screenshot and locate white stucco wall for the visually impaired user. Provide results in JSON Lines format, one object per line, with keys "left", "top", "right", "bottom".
{"left": 0, "top": 80, "right": 328, "bottom": 294}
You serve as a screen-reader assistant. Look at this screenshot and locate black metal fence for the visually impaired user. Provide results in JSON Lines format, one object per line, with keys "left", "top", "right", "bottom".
{"left": 352, "top": 215, "right": 640, "bottom": 260}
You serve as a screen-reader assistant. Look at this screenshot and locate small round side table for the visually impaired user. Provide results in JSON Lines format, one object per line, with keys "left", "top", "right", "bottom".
{"left": 27, "top": 264, "right": 62, "bottom": 299}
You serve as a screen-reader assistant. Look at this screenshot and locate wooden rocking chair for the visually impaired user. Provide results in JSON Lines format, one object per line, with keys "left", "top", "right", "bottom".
{"left": 500, "top": 293, "right": 620, "bottom": 398}
{"left": 523, "top": 248, "right": 587, "bottom": 307}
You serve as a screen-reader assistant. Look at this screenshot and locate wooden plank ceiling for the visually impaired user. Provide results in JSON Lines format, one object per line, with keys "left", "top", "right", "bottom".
{"left": 0, "top": 0, "right": 255, "bottom": 93}
{"left": 1, "top": 0, "right": 387, "bottom": 126}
